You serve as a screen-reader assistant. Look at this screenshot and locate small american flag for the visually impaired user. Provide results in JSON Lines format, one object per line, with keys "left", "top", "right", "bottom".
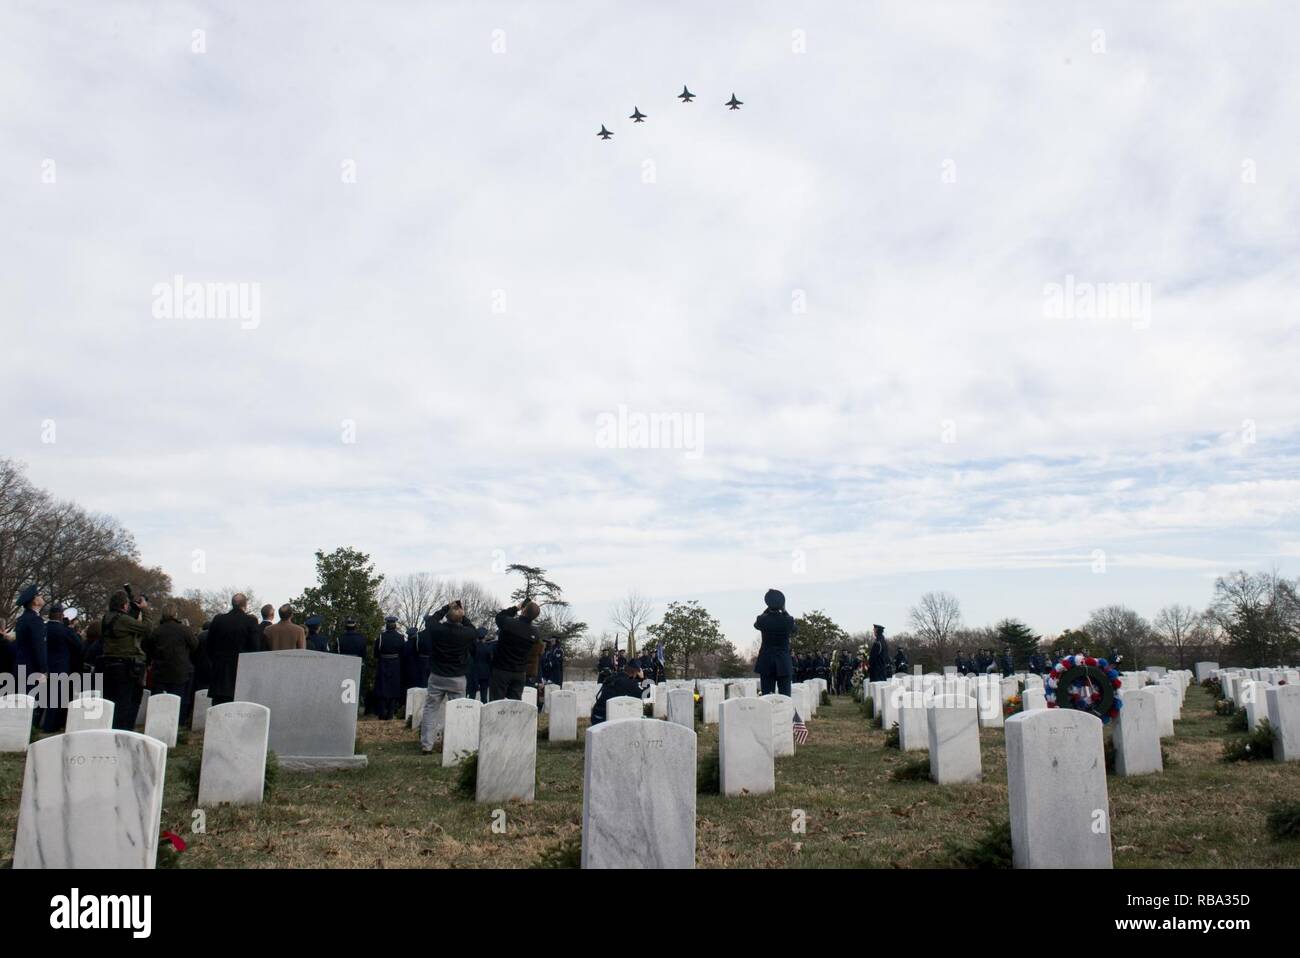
{"left": 792, "top": 712, "right": 809, "bottom": 745}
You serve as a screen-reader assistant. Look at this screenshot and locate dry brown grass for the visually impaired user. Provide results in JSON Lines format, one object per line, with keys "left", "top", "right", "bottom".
{"left": 1, "top": 685, "right": 1297, "bottom": 868}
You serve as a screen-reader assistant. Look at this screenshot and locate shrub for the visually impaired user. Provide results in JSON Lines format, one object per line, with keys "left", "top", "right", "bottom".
{"left": 454, "top": 752, "right": 479, "bottom": 797}
{"left": 1266, "top": 801, "right": 1300, "bottom": 842}
{"left": 534, "top": 835, "right": 582, "bottom": 868}
{"left": 890, "top": 756, "right": 931, "bottom": 782}
{"left": 697, "top": 748, "right": 720, "bottom": 794}
{"left": 1223, "top": 720, "right": 1275, "bottom": 762}
{"left": 1214, "top": 698, "right": 1236, "bottom": 716}
{"left": 264, "top": 750, "right": 279, "bottom": 798}
{"left": 1227, "top": 708, "right": 1247, "bottom": 732}
{"left": 820, "top": 690, "right": 832, "bottom": 707}
{"left": 943, "top": 820, "right": 1012, "bottom": 868}
{"left": 1202, "top": 677, "right": 1223, "bottom": 700}
{"left": 174, "top": 757, "right": 201, "bottom": 802}
{"left": 884, "top": 722, "right": 900, "bottom": 750}
{"left": 860, "top": 697, "right": 874, "bottom": 719}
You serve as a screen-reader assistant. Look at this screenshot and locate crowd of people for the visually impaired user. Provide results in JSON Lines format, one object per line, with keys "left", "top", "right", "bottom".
{"left": 0, "top": 584, "right": 573, "bottom": 744}
{"left": 8, "top": 579, "right": 1108, "bottom": 754}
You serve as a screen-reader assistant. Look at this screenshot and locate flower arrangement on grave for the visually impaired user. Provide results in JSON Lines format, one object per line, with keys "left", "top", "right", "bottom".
{"left": 1003, "top": 694, "right": 1022, "bottom": 717}
{"left": 1044, "top": 654, "right": 1122, "bottom": 724}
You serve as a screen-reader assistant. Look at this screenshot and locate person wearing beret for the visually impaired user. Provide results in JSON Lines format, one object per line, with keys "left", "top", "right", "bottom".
{"left": 41, "top": 602, "right": 83, "bottom": 732}
{"left": 372, "top": 616, "right": 406, "bottom": 720}
{"left": 753, "top": 588, "right": 797, "bottom": 696}
{"left": 867, "top": 624, "right": 891, "bottom": 682}
{"left": 336, "top": 617, "right": 367, "bottom": 658}
{"left": 14, "top": 584, "right": 48, "bottom": 718}
{"left": 303, "top": 614, "right": 331, "bottom": 652}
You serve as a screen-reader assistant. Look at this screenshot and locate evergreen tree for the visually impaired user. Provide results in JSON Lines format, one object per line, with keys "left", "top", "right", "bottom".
{"left": 995, "top": 618, "right": 1041, "bottom": 670}
{"left": 292, "top": 547, "right": 385, "bottom": 700}
{"left": 792, "top": 609, "right": 849, "bottom": 657}
{"left": 647, "top": 600, "right": 725, "bottom": 679}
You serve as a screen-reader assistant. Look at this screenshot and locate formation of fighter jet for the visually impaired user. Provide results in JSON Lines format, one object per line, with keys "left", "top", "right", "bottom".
{"left": 597, "top": 85, "right": 741, "bottom": 140}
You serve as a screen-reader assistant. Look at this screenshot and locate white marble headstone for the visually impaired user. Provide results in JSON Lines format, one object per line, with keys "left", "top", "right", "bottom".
{"left": 442, "top": 696, "right": 482, "bottom": 767}
{"left": 0, "top": 694, "right": 36, "bottom": 752}
{"left": 718, "top": 697, "right": 774, "bottom": 797}
{"left": 1113, "top": 688, "right": 1161, "bottom": 777}
{"left": 582, "top": 718, "right": 695, "bottom": 869}
{"left": 143, "top": 692, "right": 181, "bottom": 747}
{"left": 14, "top": 729, "right": 166, "bottom": 868}
{"left": 192, "top": 688, "right": 212, "bottom": 732}
{"left": 66, "top": 696, "right": 114, "bottom": 733}
{"left": 765, "top": 693, "right": 794, "bottom": 757}
{"left": 1266, "top": 684, "right": 1300, "bottom": 762}
{"left": 928, "top": 694, "right": 981, "bottom": 784}
{"left": 133, "top": 688, "right": 150, "bottom": 730}
{"left": 1005, "top": 709, "right": 1112, "bottom": 869}
{"left": 548, "top": 689, "right": 578, "bottom": 741}
{"left": 199, "top": 702, "right": 270, "bottom": 805}
{"left": 701, "top": 683, "right": 723, "bottom": 725}
{"left": 605, "top": 696, "right": 644, "bottom": 723}
{"left": 476, "top": 699, "right": 537, "bottom": 803}
{"left": 667, "top": 687, "right": 694, "bottom": 729}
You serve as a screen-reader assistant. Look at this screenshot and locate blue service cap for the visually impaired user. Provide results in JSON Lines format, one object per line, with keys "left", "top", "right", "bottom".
{"left": 16, "top": 583, "right": 39, "bottom": 607}
{"left": 305, "top": 615, "right": 322, "bottom": 627}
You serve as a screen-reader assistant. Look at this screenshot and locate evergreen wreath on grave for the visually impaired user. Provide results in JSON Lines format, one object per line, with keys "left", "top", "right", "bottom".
{"left": 1044, "top": 654, "right": 1123, "bottom": 724}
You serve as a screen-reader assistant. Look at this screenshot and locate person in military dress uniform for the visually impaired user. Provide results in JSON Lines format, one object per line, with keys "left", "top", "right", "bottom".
{"left": 372, "top": 615, "right": 405, "bottom": 719}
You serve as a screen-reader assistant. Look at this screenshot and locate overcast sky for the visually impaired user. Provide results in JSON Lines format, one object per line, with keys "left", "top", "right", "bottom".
{"left": 3, "top": 2, "right": 1298, "bottom": 655}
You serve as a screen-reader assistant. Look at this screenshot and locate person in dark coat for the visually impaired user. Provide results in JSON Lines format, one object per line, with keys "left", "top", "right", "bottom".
{"left": 204, "top": 594, "right": 261, "bottom": 705}
{"left": 373, "top": 616, "right": 405, "bottom": 719}
{"left": 257, "top": 604, "right": 275, "bottom": 650}
{"left": 490, "top": 601, "right": 541, "bottom": 701}
{"left": 98, "top": 589, "right": 154, "bottom": 729}
{"left": 192, "top": 620, "right": 212, "bottom": 695}
{"left": 417, "top": 601, "right": 481, "bottom": 753}
{"left": 893, "top": 645, "right": 910, "bottom": 675}
{"left": 303, "top": 615, "right": 330, "bottom": 652}
{"left": 590, "top": 658, "right": 645, "bottom": 724}
{"left": 0, "top": 623, "right": 15, "bottom": 689}
{"left": 41, "top": 602, "right": 81, "bottom": 732}
{"left": 13, "top": 584, "right": 48, "bottom": 705}
{"left": 867, "top": 624, "right": 891, "bottom": 682}
{"left": 144, "top": 606, "right": 199, "bottom": 724}
{"left": 470, "top": 632, "right": 494, "bottom": 703}
{"left": 753, "top": 588, "right": 797, "bottom": 696}
{"left": 1000, "top": 648, "right": 1015, "bottom": 676}
{"left": 337, "top": 617, "right": 367, "bottom": 658}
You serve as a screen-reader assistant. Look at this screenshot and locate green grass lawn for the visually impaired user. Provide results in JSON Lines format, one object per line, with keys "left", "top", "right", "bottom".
{"left": 1, "top": 685, "right": 1297, "bottom": 868}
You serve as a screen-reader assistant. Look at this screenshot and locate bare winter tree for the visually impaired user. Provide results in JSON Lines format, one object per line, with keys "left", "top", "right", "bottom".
{"left": 1085, "top": 605, "right": 1153, "bottom": 667}
{"left": 908, "top": 591, "right": 963, "bottom": 668}
{"left": 1151, "top": 604, "right": 1211, "bottom": 668}
{"left": 183, "top": 587, "right": 262, "bottom": 622}
{"left": 386, "top": 572, "right": 444, "bottom": 631}
{"left": 611, "top": 589, "right": 654, "bottom": 656}
{"left": 445, "top": 579, "right": 501, "bottom": 630}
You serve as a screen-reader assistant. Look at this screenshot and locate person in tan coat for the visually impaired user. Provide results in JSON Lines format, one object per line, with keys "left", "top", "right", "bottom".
{"left": 263, "top": 604, "right": 306, "bottom": 651}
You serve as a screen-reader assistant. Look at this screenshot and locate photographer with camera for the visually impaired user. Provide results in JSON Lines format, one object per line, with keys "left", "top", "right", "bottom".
{"left": 99, "top": 585, "right": 154, "bottom": 729}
